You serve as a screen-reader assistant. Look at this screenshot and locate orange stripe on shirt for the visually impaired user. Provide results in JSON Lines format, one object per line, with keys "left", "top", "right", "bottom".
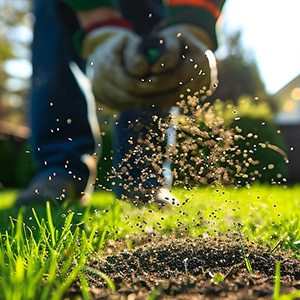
{"left": 167, "top": 0, "right": 221, "bottom": 19}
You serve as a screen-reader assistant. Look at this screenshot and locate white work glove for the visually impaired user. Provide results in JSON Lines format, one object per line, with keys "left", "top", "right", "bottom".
{"left": 82, "top": 26, "right": 153, "bottom": 109}
{"left": 82, "top": 23, "right": 218, "bottom": 109}
{"left": 126, "top": 24, "right": 219, "bottom": 106}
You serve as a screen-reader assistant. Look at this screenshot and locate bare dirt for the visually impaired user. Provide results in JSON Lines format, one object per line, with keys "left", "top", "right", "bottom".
{"left": 65, "top": 235, "right": 300, "bottom": 300}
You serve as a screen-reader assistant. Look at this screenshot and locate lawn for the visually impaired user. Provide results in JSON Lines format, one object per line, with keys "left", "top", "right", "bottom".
{"left": 0, "top": 184, "right": 300, "bottom": 299}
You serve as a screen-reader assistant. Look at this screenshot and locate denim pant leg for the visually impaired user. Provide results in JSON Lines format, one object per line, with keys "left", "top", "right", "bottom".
{"left": 30, "top": 0, "right": 97, "bottom": 191}
{"left": 112, "top": 106, "right": 169, "bottom": 200}
{"left": 112, "top": 1, "right": 169, "bottom": 199}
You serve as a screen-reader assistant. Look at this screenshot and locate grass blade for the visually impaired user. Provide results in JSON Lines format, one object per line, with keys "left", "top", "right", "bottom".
{"left": 40, "top": 251, "right": 58, "bottom": 300}
{"left": 148, "top": 284, "right": 163, "bottom": 300}
{"left": 244, "top": 257, "right": 252, "bottom": 274}
{"left": 80, "top": 273, "right": 90, "bottom": 300}
{"left": 46, "top": 201, "right": 56, "bottom": 247}
{"left": 85, "top": 267, "right": 116, "bottom": 291}
{"left": 32, "top": 207, "right": 41, "bottom": 228}
{"left": 50, "top": 231, "right": 89, "bottom": 300}
{"left": 274, "top": 261, "right": 281, "bottom": 299}
{"left": 97, "top": 226, "right": 108, "bottom": 250}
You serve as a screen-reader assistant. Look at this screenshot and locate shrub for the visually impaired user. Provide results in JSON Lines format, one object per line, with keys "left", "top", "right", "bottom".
{"left": 0, "top": 140, "right": 37, "bottom": 188}
{"left": 159, "top": 96, "right": 288, "bottom": 187}
{"left": 214, "top": 97, "right": 288, "bottom": 184}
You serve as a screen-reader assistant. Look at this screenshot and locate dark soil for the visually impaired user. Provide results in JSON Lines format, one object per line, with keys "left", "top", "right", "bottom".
{"left": 65, "top": 236, "right": 300, "bottom": 300}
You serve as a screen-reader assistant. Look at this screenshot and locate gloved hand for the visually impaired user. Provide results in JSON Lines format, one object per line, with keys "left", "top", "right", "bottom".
{"left": 82, "top": 24, "right": 154, "bottom": 109}
{"left": 83, "top": 22, "right": 218, "bottom": 109}
{"left": 125, "top": 24, "right": 219, "bottom": 107}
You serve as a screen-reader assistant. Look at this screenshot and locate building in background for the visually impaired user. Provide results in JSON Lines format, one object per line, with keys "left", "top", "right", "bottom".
{"left": 274, "top": 74, "right": 300, "bottom": 183}
{"left": 275, "top": 74, "right": 300, "bottom": 125}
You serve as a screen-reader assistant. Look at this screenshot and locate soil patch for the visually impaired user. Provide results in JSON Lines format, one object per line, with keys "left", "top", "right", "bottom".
{"left": 65, "top": 236, "right": 300, "bottom": 299}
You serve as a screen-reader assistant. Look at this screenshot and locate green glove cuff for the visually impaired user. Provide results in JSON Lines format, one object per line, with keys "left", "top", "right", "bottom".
{"left": 64, "top": 0, "right": 117, "bottom": 11}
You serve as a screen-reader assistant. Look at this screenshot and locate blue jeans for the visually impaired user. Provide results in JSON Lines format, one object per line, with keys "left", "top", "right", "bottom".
{"left": 30, "top": 0, "right": 167, "bottom": 197}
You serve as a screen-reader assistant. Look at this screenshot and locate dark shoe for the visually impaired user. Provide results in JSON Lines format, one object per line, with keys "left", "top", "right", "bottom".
{"left": 16, "top": 176, "right": 84, "bottom": 208}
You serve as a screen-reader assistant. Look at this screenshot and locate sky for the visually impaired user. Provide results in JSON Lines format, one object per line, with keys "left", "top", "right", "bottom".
{"left": 3, "top": 0, "right": 300, "bottom": 95}
{"left": 217, "top": 0, "right": 300, "bottom": 94}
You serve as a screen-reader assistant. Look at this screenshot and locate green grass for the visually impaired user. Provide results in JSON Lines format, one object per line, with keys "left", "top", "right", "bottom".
{"left": 0, "top": 205, "right": 90, "bottom": 300}
{"left": 0, "top": 184, "right": 300, "bottom": 299}
{"left": 273, "top": 261, "right": 300, "bottom": 300}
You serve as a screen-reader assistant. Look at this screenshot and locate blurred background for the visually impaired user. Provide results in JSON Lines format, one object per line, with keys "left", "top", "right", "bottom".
{"left": 0, "top": 0, "right": 299, "bottom": 189}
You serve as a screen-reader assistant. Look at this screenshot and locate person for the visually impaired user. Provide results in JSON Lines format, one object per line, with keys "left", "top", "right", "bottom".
{"left": 16, "top": 0, "right": 225, "bottom": 207}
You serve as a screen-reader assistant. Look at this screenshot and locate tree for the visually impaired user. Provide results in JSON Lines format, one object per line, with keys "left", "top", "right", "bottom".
{"left": 212, "top": 31, "right": 268, "bottom": 106}
{"left": 0, "top": 0, "right": 32, "bottom": 127}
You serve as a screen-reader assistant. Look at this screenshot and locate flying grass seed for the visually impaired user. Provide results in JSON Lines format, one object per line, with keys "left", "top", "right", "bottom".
{"left": 102, "top": 95, "right": 287, "bottom": 205}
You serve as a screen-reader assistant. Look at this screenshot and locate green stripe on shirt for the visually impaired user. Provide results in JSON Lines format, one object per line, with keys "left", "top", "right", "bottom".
{"left": 64, "top": 0, "right": 117, "bottom": 11}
